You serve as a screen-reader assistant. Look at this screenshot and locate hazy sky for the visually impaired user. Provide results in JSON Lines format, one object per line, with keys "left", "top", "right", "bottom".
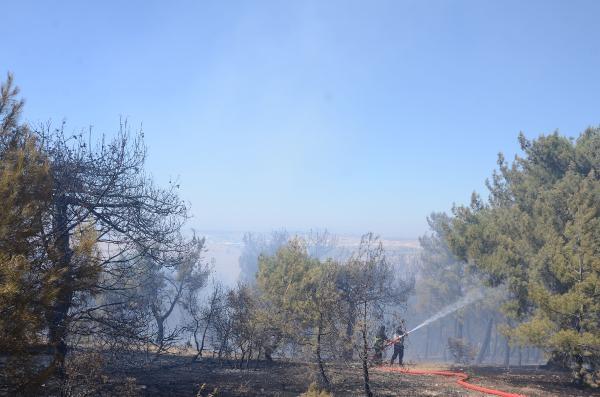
{"left": 2, "top": 1, "right": 600, "bottom": 238}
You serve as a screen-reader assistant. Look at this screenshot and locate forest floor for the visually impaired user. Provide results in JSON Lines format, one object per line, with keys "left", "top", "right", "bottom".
{"left": 101, "top": 355, "right": 600, "bottom": 397}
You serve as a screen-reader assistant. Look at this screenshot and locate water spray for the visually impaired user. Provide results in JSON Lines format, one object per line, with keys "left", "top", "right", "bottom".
{"left": 377, "top": 290, "right": 528, "bottom": 397}
{"left": 409, "top": 288, "right": 484, "bottom": 335}
{"left": 391, "top": 288, "right": 485, "bottom": 343}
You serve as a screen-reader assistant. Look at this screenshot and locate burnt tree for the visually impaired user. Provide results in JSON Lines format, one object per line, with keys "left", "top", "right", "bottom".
{"left": 33, "top": 122, "right": 188, "bottom": 382}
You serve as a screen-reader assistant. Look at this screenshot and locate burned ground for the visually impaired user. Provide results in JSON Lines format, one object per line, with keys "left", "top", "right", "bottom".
{"left": 79, "top": 355, "right": 600, "bottom": 397}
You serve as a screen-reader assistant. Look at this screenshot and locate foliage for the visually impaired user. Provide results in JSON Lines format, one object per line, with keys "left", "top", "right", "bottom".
{"left": 59, "top": 351, "right": 106, "bottom": 397}
{"left": 447, "top": 337, "right": 475, "bottom": 364}
{"left": 239, "top": 230, "right": 289, "bottom": 282}
{"left": 0, "top": 73, "right": 56, "bottom": 390}
{"left": 239, "top": 229, "right": 338, "bottom": 282}
{"left": 196, "top": 383, "right": 219, "bottom": 397}
{"left": 0, "top": 73, "right": 194, "bottom": 392}
{"left": 257, "top": 238, "right": 339, "bottom": 387}
{"left": 140, "top": 236, "right": 211, "bottom": 354}
{"left": 337, "top": 233, "right": 413, "bottom": 397}
{"left": 447, "top": 130, "right": 600, "bottom": 386}
{"left": 184, "top": 278, "right": 227, "bottom": 361}
{"left": 417, "top": 213, "right": 472, "bottom": 312}
{"left": 415, "top": 212, "right": 507, "bottom": 363}
{"left": 299, "top": 382, "right": 333, "bottom": 397}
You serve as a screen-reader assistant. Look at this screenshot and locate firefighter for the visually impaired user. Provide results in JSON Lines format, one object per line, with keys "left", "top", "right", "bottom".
{"left": 389, "top": 320, "right": 407, "bottom": 366}
{"left": 372, "top": 325, "right": 387, "bottom": 365}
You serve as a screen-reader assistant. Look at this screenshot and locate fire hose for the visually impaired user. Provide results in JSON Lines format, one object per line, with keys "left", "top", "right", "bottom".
{"left": 375, "top": 366, "right": 527, "bottom": 397}
{"left": 377, "top": 367, "right": 526, "bottom": 397}
{"left": 375, "top": 335, "right": 526, "bottom": 397}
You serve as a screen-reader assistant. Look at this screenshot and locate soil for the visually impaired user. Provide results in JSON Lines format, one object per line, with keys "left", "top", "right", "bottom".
{"left": 103, "top": 356, "right": 600, "bottom": 397}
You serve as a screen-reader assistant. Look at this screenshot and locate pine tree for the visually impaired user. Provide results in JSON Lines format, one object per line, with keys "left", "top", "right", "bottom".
{"left": 0, "top": 73, "right": 190, "bottom": 391}
{"left": 447, "top": 130, "right": 600, "bottom": 386}
{"left": 257, "top": 238, "right": 339, "bottom": 389}
{"left": 0, "top": 73, "right": 53, "bottom": 388}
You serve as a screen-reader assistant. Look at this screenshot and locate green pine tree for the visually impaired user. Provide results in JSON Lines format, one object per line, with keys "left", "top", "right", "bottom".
{"left": 447, "top": 130, "right": 600, "bottom": 386}
{"left": 0, "top": 73, "right": 54, "bottom": 389}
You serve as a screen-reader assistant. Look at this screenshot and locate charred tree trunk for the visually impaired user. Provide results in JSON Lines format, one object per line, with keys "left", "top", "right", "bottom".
{"left": 263, "top": 343, "right": 274, "bottom": 362}
{"left": 152, "top": 278, "right": 184, "bottom": 357}
{"left": 476, "top": 317, "right": 493, "bottom": 364}
{"left": 263, "top": 329, "right": 281, "bottom": 362}
{"left": 360, "top": 302, "right": 373, "bottom": 397}
{"left": 246, "top": 344, "right": 253, "bottom": 370}
{"left": 315, "top": 313, "right": 330, "bottom": 389}
{"left": 155, "top": 314, "right": 165, "bottom": 350}
{"left": 239, "top": 347, "right": 246, "bottom": 369}
{"left": 194, "top": 287, "right": 220, "bottom": 362}
{"left": 254, "top": 346, "right": 262, "bottom": 370}
{"left": 24, "top": 197, "right": 74, "bottom": 393}
{"left": 198, "top": 319, "right": 210, "bottom": 359}
{"left": 192, "top": 308, "right": 214, "bottom": 362}
{"left": 343, "top": 303, "right": 356, "bottom": 360}
{"left": 217, "top": 318, "right": 232, "bottom": 362}
{"left": 192, "top": 319, "right": 202, "bottom": 362}
{"left": 48, "top": 196, "right": 73, "bottom": 378}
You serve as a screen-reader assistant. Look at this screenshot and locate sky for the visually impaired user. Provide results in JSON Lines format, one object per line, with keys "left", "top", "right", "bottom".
{"left": 2, "top": 0, "right": 600, "bottom": 239}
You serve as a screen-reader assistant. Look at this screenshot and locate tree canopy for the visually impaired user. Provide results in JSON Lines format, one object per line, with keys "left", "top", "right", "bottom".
{"left": 447, "top": 130, "right": 600, "bottom": 386}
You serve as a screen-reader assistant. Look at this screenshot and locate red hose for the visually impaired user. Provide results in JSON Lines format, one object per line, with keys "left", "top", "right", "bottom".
{"left": 375, "top": 366, "right": 527, "bottom": 397}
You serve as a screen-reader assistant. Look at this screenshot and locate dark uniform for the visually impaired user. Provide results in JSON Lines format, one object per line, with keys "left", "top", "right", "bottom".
{"left": 390, "top": 323, "right": 406, "bottom": 366}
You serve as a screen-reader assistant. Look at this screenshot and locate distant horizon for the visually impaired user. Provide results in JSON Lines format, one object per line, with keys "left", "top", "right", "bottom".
{"left": 191, "top": 227, "right": 423, "bottom": 242}
{"left": 199, "top": 227, "right": 422, "bottom": 287}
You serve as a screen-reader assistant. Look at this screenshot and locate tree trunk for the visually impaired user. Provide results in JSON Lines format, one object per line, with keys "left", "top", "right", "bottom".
{"left": 503, "top": 337, "right": 510, "bottom": 368}
{"left": 22, "top": 197, "right": 74, "bottom": 394}
{"left": 361, "top": 302, "right": 373, "bottom": 397}
{"left": 48, "top": 196, "right": 73, "bottom": 379}
{"left": 455, "top": 315, "right": 464, "bottom": 339}
{"left": 476, "top": 317, "right": 493, "bottom": 364}
{"left": 245, "top": 343, "right": 253, "bottom": 370}
{"left": 217, "top": 319, "right": 232, "bottom": 362}
{"left": 533, "top": 348, "right": 541, "bottom": 365}
{"left": 254, "top": 346, "right": 262, "bottom": 369}
{"left": 343, "top": 303, "right": 356, "bottom": 360}
{"left": 315, "top": 313, "right": 330, "bottom": 389}
{"left": 196, "top": 295, "right": 218, "bottom": 361}
{"left": 191, "top": 319, "right": 202, "bottom": 362}
{"left": 197, "top": 313, "right": 212, "bottom": 359}
{"left": 156, "top": 316, "right": 165, "bottom": 348}
{"left": 239, "top": 348, "right": 246, "bottom": 369}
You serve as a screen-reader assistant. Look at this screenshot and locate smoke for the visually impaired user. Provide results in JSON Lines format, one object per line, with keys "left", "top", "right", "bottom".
{"left": 406, "top": 288, "right": 486, "bottom": 336}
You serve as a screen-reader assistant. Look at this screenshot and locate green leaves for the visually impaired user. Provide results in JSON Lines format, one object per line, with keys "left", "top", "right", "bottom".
{"left": 257, "top": 238, "right": 339, "bottom": 332}
{"left": 447, "top": 129, "right": 600, "bottom": 386}
{"left": 0, "top": 74, "right": 56, "bottom": 388}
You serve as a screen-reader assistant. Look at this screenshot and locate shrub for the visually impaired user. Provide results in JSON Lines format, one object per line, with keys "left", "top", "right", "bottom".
{"left": 300, "top": 382, "right": 333, "bottom": 397}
